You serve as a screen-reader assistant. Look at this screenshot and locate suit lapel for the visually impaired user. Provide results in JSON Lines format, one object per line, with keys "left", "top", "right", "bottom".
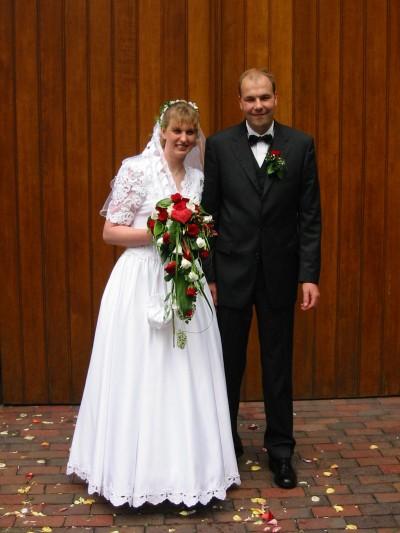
{"left": 262, "top": 121, "right": 290, "bottom": 198}
{"left": 230, "top": 122, "right": 260, "bottom": 193}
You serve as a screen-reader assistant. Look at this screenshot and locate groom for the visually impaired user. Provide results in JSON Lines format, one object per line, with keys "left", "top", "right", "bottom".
{"left": 202, "top": 69, "right": 321, "bottom": 489}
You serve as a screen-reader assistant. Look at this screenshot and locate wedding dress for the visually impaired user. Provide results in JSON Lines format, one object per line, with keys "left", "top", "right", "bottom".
{"left": 66, "top": 123, "right": 240, "bottom": 507}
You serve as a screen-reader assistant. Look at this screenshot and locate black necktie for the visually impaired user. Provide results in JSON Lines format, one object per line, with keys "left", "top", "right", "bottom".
{"left": 248, "top": 133, "right": 273, "bottom": 146}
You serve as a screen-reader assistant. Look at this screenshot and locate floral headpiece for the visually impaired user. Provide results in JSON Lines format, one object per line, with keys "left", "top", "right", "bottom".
{"left": 157, "top": 99, "right": 199, "bottom": 125}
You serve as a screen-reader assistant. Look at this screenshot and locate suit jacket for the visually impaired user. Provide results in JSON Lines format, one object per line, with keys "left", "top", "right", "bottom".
{"left": 202, "top": 120, "right": 321, "bottom": 309}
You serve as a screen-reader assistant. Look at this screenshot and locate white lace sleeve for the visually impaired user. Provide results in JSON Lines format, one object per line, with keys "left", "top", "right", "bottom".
{"left": 105, "top": 161, "right": 146, "bottom": 225}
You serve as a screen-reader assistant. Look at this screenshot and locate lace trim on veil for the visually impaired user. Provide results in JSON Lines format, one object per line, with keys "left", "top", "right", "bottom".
{"left": 66, "top": 464, "right": 240, "bottom": 508}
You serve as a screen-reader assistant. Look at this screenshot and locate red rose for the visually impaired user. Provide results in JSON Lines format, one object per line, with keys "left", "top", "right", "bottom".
{"left": 186, "top": 287, "right": 197, "bottom": 297}
{"left": 171, "top": 207, "right": 193, "bottom": 225}
{"left": 162, "top": 232, "right": 170, "bottom": 244}
{"left": 185, "top": 309, "right": 193, "bottom": 317}
{"left": 183, "top": 249, "right": 192, "bottom": 260}
{"left": 173, "top": 199, "right": 188, "bottom": 211}
{"left": 157, "top": 207, "right": 168, "bottom": 222}
{"left": 147, "top": 218, "right": 155, "bottom": 233}
{"left": 171, "top": 193, "right": 182, "bottom": 203}
{"left": 164, "top": 261, "right": 176, "bottom": 275}
{"left": 187, "top": 223, "right": 200, "bottom": 238}
{"left": 270, "top": 150, "right": 281, "bottom": 156}
{"left": 200, "top": 249, "right": 209, "bottom": 259}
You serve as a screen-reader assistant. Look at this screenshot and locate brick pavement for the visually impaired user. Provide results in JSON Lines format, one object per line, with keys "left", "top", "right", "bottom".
{"left": 0, "top": 397, "right": 399, "bottom": 532}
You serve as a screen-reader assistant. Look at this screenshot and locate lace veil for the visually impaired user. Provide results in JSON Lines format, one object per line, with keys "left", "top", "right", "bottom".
{"left": 100, "top": 120, "right": 205, "bottom": 217}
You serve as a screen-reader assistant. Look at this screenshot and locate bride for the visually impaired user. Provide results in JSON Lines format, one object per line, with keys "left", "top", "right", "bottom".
{"left": 67, "top": 100, "right": 240, "bottom": 508}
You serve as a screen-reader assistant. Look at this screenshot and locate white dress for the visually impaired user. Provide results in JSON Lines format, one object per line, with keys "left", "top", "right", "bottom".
{"left": 67, "top": 154, "right": 240, "bottom": 508}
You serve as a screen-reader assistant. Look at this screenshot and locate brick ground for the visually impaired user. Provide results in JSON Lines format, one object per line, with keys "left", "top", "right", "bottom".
{"left": 1, "top": 397, "right": 399, "bottom": 532}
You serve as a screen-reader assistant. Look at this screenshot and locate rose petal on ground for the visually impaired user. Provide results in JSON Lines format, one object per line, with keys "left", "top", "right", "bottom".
{"left": 330, "top": 464, "right": 339, "bottom": 469}
{"left": 345, "top": 525, "right": 358, "bottom": 530}
{"left": 251, "top": 465, "right": 261, "bottom": 471}
{"left": 323, "top": 471, "right": 333, "bottom": 476}
{"left": 232, "top": 515, "right": 242, "bottom": 521}
{"left": 334, "top": 505, "right": 344, "bottom": 512}
{"left": 261, "top": 511, "right": 275, "bottom": 521}
{"left": 369, "top": 444, "right": 379, "bottom": 449}
{"left": 311, "top": 496, "right": 320, "bottom": 502}
{"left": 248, "top": 424, "right": 259, "bottom": 430}
{"left": 326, "top": 487, "right": 335, "bottom": 494}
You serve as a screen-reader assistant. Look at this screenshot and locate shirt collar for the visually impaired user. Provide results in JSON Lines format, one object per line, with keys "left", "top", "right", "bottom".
{"left": 246, "top": 120, "right": 274, "bottom": 138}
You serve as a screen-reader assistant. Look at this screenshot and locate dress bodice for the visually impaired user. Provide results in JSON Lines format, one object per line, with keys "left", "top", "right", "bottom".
{"left": 104, "top": 155, "right": 204, "bottom": 230}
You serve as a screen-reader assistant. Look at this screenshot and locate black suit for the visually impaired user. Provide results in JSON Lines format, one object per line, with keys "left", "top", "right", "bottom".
{"left": 202, "top": 120, "right": 321, "bottom": 458}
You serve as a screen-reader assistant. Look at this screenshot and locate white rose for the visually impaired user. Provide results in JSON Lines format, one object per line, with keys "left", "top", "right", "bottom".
{"left": 196, "top": 237, "right": 206, "bottom": 249}
{"left": 187, "top": 201, "right": 196, "bottom": 213}
{"left": 150, "top": 210, "right": 158, "bottom": 220}
{"left": 157, "top": 237, "right": 163, "bottom": 246}
{"left": 172, "top": 244, "right": 183, "bottom": 255}
{"left": 181, "top": 258, "right": 191, "bottom": 270}
{"left": 166, "top": 219, "right": 173, "bottom": 227}
{"left": 188, "top": 271, "right": 199, "bottom": 282}
{"left": 203, "top": 215, "right": 213, "bottom": 223}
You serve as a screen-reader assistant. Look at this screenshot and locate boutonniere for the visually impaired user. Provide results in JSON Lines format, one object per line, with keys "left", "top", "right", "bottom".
{"left": 265, "top": 150, "right": 286, "bottom": 179}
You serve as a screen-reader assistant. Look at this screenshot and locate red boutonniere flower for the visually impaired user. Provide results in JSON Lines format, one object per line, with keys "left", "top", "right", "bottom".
{"left": 265, "top": 149, "right": 286, "bottom": 179}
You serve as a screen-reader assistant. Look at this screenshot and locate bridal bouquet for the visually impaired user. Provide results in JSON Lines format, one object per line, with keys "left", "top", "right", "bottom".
{"left": 147, "top": 193, "right": 216, "bottom": 348}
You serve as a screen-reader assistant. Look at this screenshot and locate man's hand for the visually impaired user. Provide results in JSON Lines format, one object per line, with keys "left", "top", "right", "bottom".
{"left": 208, "top": 282, "right": 218, "bottom": 306}
{"left": 300, "top": 282, "right": 320, "bottom": 311}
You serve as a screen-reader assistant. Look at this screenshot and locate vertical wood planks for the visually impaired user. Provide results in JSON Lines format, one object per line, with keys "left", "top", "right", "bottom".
{"left": 113, "top": 0, "right": 138, "bottom": 164}
{"left": 65, "top": 0, "right": 92, "bottom": 402}
{"left": 187, "top": 0, "right": 212, "bottom": 136}
{"left": 336, "top": 0, "right": 364, "bottom": 396}
{"left": 1, "top": 0, "right": 400, "bottom": 403}
{"left": 38, "top": 0, "right": 70, "bottom": 402}
{"left": 292, "top": 0, "right": 318, "bottom": 399}
{"left": 220, "top": 0, "right": 245, "bottom": 128}
{"left": 359, "top": 0, "right": 387, "bottom": 395}
{"left": 14, "top": 0, "right": 48, "bottom": 402}
{"left": 245, "top": 0, "right": 269, "bottom": 69}
{"left": 0, "top": 0, "right": 24, "bottom": 402}
{"left": 313, "top": 0, "right": 340, "bottom": 397}
{"left": 269, "top": 0, "right": 293, "bottom": 126}
{"left": 137, "top": 0, "right": 161, "bottom": 148}
{"left": 382, "top": 0, "right": 400, "bottom": 395}
{"left": 88, "top": 0, "right": 115, "bottom": 323}
{"left": 161, "top": 0, "right": 187, "bottom": 102}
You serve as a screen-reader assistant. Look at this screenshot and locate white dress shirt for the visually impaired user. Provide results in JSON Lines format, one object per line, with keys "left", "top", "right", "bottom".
{"left": 246, "top": 121, "right": 275, "bottom": 167}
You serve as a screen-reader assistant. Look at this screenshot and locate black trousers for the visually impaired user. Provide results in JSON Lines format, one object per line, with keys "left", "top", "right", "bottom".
{"left": 217, "top": 265, "right": 296, "bottom": 458}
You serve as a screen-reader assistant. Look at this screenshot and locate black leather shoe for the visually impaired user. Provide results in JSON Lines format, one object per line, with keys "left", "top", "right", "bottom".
{"left": 268, "top": 456, "right": 297, "bottom": 489}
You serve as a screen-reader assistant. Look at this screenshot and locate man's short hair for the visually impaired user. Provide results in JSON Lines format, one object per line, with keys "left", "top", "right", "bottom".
{"left": 238, "top": 69, "right": 276, "bottom": 95}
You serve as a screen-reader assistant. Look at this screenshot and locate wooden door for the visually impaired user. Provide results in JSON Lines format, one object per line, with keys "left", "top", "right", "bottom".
{"left": 1, "top": 0, "right": 399, "bottom": 403}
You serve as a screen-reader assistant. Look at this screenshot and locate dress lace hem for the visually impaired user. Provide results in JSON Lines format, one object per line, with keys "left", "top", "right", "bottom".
{"left": 67, "top": 464, "right": 240, "bottom": 508}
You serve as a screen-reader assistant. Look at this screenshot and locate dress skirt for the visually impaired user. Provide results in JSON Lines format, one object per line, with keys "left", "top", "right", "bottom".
{"left": 67, "top": 245, "right": 240, "bottom": 507}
